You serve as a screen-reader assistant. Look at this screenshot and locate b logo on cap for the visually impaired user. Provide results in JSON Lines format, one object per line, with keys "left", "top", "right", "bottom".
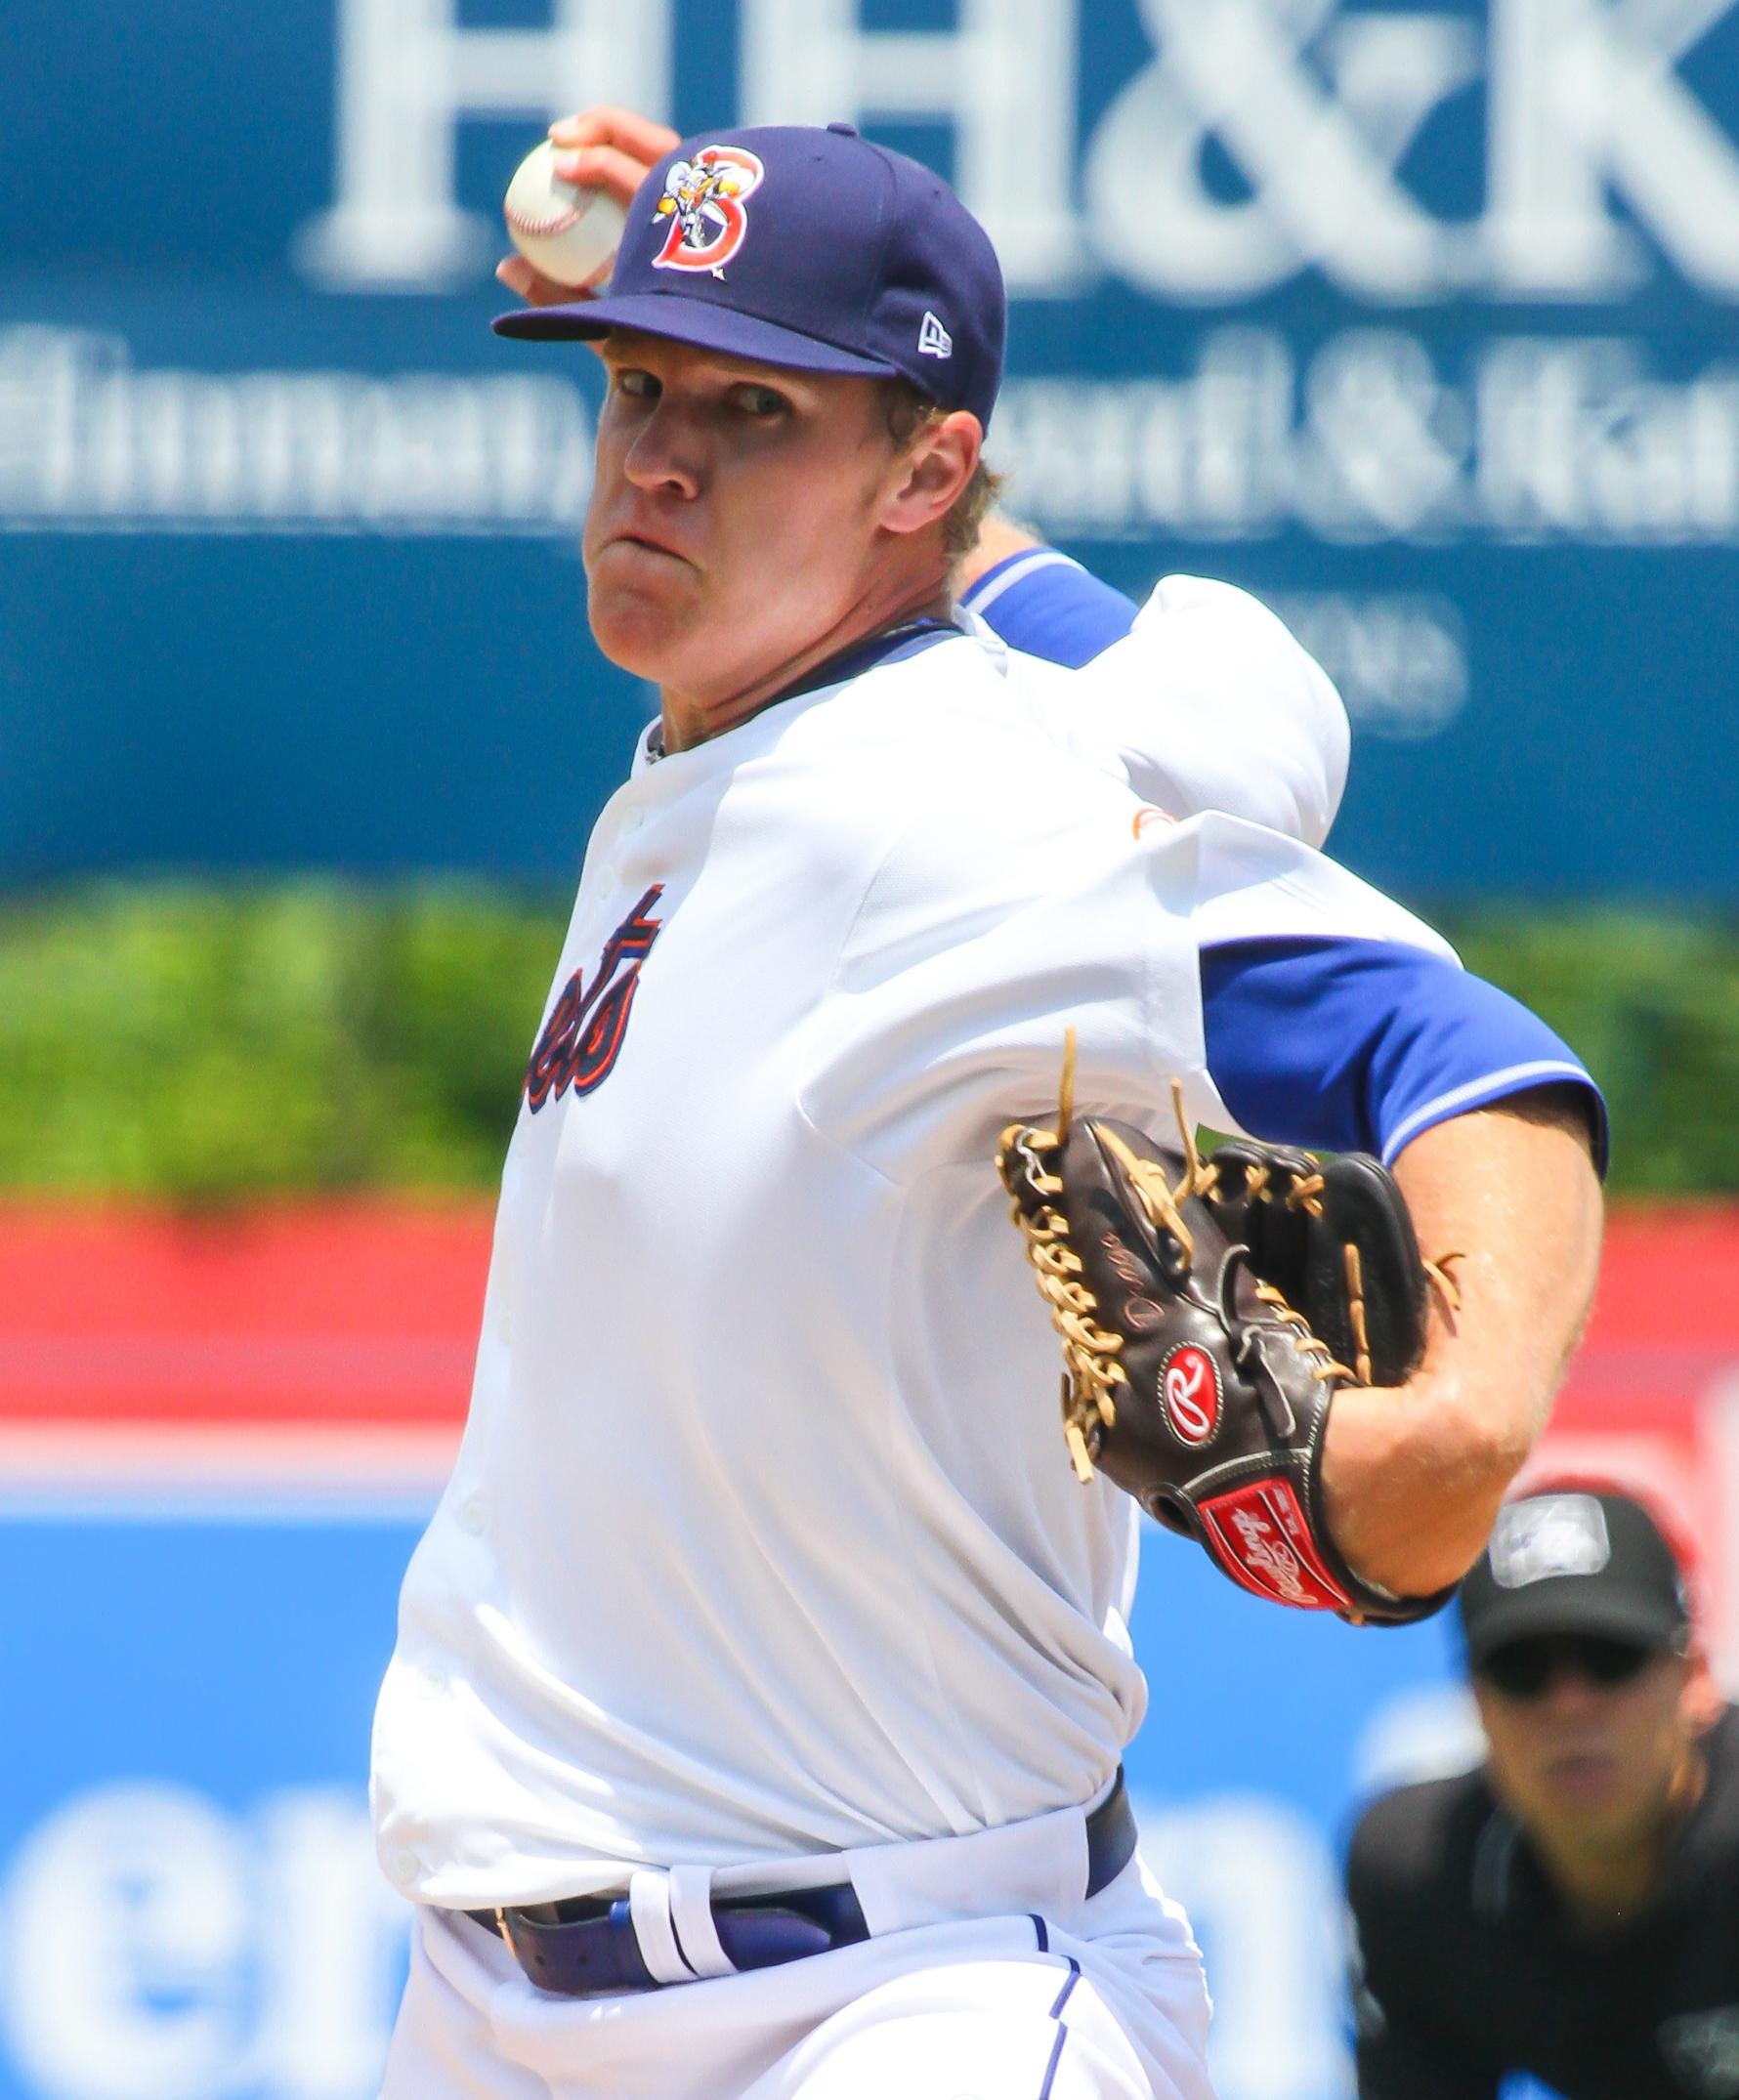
{"left": 653, "top": 147, "right": 765, "bottom": 275}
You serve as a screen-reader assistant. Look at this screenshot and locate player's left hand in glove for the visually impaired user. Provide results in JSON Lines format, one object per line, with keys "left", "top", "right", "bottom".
{"left": 995, "top": 1037, "right": 1459, "bottom": 1625}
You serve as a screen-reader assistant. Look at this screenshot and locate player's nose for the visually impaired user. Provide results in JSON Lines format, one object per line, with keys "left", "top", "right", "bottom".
{"left": 620, "top": 407, "right": 702, "bottom": 499}
{"left": 1534, "top": 1672, "right": 1615, "bottom": 1729}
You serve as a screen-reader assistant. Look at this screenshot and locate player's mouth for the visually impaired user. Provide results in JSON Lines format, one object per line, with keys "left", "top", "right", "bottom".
{"left": 608, "top": 525, "right": 696, "bottom": 567}
{"left": 1541, "top": 1749, "right": 1621, "bottom": 1802}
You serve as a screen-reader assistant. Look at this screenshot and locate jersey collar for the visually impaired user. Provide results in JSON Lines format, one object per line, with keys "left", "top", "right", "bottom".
{"left": 633, "top": 617, "right": 963, "bottom": 774}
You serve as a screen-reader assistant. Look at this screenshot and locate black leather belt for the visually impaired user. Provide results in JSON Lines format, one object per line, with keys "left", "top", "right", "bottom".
{"left": 464, "top": 1768, "right": 1136, "bottom": 1998}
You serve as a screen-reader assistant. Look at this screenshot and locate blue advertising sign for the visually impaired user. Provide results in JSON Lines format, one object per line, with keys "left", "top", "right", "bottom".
{"left": 2, "top": 0, "right": 1736, "bottom": 896}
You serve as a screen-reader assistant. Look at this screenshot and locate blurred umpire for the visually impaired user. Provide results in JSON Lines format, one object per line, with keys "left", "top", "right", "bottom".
{"left": 1345, "top": 1485, "right": 1739, "bottom": 2099}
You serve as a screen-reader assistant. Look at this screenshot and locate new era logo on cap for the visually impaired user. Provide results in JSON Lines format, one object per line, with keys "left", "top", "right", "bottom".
{"left": 1489, "top": 1493, "right": 1611, "bottom": 1589}
{"left": 917, "top": 311, "right": 954, "bottom": 358}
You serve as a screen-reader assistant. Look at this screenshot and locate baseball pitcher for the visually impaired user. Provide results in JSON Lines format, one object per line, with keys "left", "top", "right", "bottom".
{"left": 373, "top": 120, "right": 1605, "bottom": 2099}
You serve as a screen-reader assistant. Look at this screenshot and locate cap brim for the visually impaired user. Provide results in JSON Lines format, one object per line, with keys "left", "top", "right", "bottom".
{"left": 1463, "top": 1580, "right": 1688, "bottom": 1666}
{"left": 492, "top": 292, "right": 901, "bottom": 381}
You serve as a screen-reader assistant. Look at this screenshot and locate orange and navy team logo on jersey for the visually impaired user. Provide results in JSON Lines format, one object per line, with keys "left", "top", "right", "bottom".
{"left": 524, "top": 885, "right": 663, "bottom": 1112}
{"left": 652, "top": 147, "right": 766, "bottom": 274}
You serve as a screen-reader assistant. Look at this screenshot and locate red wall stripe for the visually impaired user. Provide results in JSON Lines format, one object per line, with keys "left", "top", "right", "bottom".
{"left": 0, "top": 1202, "right": 1734, "bottom": 1431}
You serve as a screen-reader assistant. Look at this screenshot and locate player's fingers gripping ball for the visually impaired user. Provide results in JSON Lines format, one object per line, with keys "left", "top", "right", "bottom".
{"left": 503, "top": 140, "right": 627, "bottom": 290}
{"left": 995, "top": 1034, "right": 1461, "bottom": 1626}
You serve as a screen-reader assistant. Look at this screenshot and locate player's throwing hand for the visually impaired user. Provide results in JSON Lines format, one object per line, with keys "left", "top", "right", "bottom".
{"left": 496, "top": 105, "right": 680, "bottom": 306}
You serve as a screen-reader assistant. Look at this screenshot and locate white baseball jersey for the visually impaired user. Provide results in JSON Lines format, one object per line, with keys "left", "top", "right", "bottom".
{"left": 370, "top": 593, "right": 1442, "bottom": 1910}
{"left": 964, "top": 563, "right": 1349, "bottom": 850}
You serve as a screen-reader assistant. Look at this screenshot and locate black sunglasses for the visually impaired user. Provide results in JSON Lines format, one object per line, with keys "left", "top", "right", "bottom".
{"left": 1477, "top": 1633, "right": 1657, "bottom": 1700}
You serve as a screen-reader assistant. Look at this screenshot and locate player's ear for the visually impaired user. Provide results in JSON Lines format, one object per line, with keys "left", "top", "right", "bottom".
{"left": 878, "top": 410, "right": 981, "bottom": 538}
{"left": 1682, "top": 1644, "right": 1724, "bottom": 1735}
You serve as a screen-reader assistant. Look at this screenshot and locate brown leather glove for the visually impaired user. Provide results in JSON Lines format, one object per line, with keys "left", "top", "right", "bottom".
{"left": 995, "top": 1045, "right": 1457, "bottom": 1626}
{"left": 1197, "top": 1140, "right": 1445, "bottom": 1391}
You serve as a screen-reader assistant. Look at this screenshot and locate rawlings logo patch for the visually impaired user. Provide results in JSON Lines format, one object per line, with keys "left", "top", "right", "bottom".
{"left": 652, "top": 147, "right": 765, "bottom": 274}
{"left": 524, "top": 885, "right": 663, "bottom": 1112}
{"left": 1199, "top": 1480, "right": 1352, "bottom": 1611}
{"left": 1161, "top": 1344, "right": 1219, "bottom": 1446}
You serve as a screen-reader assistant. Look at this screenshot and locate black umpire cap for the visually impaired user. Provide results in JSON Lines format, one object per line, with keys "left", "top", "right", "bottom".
{"left": 1459, "top": 1487, "right": 1693, "bottom": 1667}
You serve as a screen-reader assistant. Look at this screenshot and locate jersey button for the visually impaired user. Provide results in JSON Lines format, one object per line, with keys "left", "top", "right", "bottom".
{"left": 389, "top": 1849, "right": 420, "bottom": 1888}
{"left": 456, "top": 1495, "right": 487, "bottom": 1537}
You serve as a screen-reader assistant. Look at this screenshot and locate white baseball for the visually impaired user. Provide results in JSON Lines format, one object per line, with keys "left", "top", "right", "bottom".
{"left": 503, "top": 140, "right": 627, "bottom": 290}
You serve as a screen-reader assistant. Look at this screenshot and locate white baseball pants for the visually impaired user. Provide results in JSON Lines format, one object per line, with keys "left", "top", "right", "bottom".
{"left": 379, "top": 1848, "right": 1214, "bottom": 2098}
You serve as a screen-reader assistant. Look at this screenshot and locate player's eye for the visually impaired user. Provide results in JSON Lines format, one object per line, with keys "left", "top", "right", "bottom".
{"left": 733, "top": 384, "right": 790, "bottom": 419}
{"left": 613, "top": 368, "right": 659, "bottom": 401}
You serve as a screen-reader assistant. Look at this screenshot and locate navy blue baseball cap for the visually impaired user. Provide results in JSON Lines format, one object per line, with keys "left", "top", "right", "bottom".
{"left": 493, "top": 124, "right": 1006, "bottom": 431}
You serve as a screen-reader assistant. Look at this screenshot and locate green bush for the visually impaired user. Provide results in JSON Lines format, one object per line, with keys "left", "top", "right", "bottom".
{"left": 0, "top": 884, "right": 564, "bottom": 1202}
{"left": 1441, "top": 910, "right": 1739, "bottom": 1197}
{"left": 0, "top": 886, "right": 1733, "bottom": 1200}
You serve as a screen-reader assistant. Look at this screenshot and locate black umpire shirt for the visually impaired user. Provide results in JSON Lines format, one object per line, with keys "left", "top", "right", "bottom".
{"left": 1344, "top": 1705, "right": 1739, "bottom": 2099}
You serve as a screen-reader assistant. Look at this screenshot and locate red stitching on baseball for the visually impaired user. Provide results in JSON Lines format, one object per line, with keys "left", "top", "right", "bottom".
{"left": 505, "top": 201, "right": 584, "bottom": 239}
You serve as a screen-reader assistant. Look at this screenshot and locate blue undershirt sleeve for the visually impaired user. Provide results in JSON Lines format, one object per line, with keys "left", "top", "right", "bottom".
{"left": 958, "top": 548, "right": 1138, "bottom": 669}
{"left": 1200, "top": 937, "right": 1608, "bottom": 1175}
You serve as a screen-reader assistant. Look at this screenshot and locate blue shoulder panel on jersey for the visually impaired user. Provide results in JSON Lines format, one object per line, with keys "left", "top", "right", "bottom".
{"left": 957, "top": 548, "right": 1138, "bottom": 669}
{"left": 1200, "top": 937, "right": 1609, "bottom": 1175}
